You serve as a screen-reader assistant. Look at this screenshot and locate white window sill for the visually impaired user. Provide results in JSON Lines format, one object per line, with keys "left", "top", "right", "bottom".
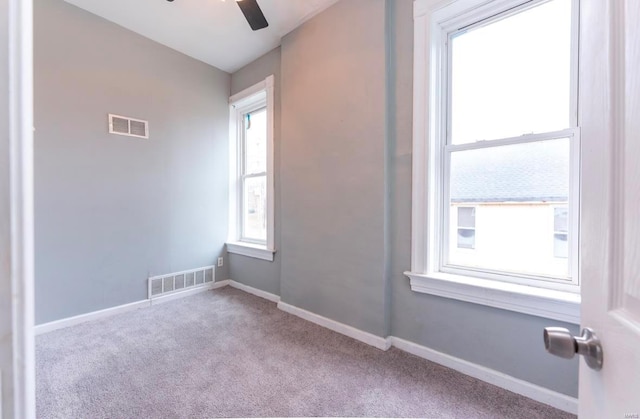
{"left": 226, "top": 242, "right": 275, "bottom": 262}
{"left": 403, "top": 271, "right": 580, "bottom": 324}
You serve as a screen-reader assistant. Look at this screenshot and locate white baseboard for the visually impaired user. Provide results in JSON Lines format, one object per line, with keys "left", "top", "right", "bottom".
{"left": 388, "top": 337, "right": 578, "bottom": 414}
{"left": 277, "top": 301, "right": 391, "bottom": 351}
{"left": 35, "top": 281, "right": 226, "bottom": 335}
{"left": 225, "top": 279, "right": 389, "bottom": 350}
{"left": 228, "top": 280, "right": 280, "bottom": 303}
{"left": 35, "top": 299, "right": 150, "bottom": 335}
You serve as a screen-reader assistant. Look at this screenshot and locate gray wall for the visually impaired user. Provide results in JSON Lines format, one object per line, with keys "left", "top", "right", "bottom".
{"left": 280, "top": 0, "right": 388, "bottom": 337}
{"left": 34, "top": 0, "right": 231, "bottom": 324}
{"left": 228, "top": 47, "right": 282, "bottom": 296}
{"left": 229, "top": 0, "right": 579, "bottom": 397}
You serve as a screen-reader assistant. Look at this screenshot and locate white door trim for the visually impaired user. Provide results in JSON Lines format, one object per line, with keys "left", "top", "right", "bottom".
{"left": 4, "top": 0, "right": 35, "bottom": 417}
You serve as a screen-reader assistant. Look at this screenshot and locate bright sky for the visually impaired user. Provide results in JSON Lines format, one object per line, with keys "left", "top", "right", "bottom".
{"left": 450, "top": 0, "right": 572, "bottom": 144}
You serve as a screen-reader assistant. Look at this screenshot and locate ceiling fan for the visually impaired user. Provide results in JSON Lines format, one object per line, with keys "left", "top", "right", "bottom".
{"left": 165, "top": 0, "right": 269, "bottom": 31}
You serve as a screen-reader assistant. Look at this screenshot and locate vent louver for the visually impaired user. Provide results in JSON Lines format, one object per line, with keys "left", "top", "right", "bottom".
{"left": 148, "top": 266, "right": 215, "bottom": 300}
{"left": 108, "top": 114, "right": 149, "bottom": 139}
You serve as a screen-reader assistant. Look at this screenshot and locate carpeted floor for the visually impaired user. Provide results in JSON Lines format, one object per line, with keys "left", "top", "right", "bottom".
{"left": 36, "top": 287, "right": 576, "bottom": 418}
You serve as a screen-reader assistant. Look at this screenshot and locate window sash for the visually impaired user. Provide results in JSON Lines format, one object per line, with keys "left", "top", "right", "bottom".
{"left": 443, "top": 0, "right": 580, "bottom": 146}
{"left": 445, "top": 0, "right": 579, "bottom": 146}
{"left": 439, "top": 129, "right": 580, "bottom": 288}
{"left": 238, "top": 106, "right": 267, "bottom": 245}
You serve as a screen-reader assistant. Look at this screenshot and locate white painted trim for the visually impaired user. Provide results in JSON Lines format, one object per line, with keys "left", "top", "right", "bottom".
{"left": 414, "top": 0, "right": 430, "bottom": 18}
{"left": 228, "top": 75, "right": 275, "bottom": 255}
{"left": 6, "top": 0, "right": 35, "bottom": 416}
{"left": 411, "top": 0, "right": 433, "bottom": 274}
{"left": 277, "top": 302, "right": 391, "bottom": 351}
{"left": 34, "top": 300, "right": 150, "bottom": 336}
{"left": 389, "top": 337, "right": 578, "bottom": 414}
{"left": 444, "top": 128, "right": 578, "bottom": 153}
{"left": 229, "top": 79, "right": 267, "bottom": 105}
{"left": 34, "top": 281, "right": 229, "bottom": 335}
{"left": 264, "top": 75, "right": 275, "bottom": 253}
{"left": 226, "top": 242, "right": 275, "bottom": 262}
{"left": 405, "top": 271, "right": 580, "bottom": 324}
{"left": 228, "top": 280, "right": 280, "bottom": 303}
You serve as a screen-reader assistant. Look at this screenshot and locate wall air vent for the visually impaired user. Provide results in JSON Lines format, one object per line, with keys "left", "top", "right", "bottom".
{"left": 108, "top": 114, "right": 149, "bottom": 139}
{"left": 148, "top": 265, "right": 215, "bottom": 300}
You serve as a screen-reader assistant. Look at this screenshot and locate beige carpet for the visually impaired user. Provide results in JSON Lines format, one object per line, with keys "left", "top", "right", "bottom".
{"left": 36, "top": 286, "right": 575, "bottom": 418}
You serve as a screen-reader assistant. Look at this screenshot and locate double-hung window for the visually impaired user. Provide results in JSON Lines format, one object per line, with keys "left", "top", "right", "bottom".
{"left": 227, "top": 76, "right": 275, "bottom": 261}
{"left": 407, "top": 0, "right": 580, "bottom": 323}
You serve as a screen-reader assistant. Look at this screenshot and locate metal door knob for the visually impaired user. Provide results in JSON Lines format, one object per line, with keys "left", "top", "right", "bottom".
{"left": 543, "top": 327, "right": 603, "bottom": 370}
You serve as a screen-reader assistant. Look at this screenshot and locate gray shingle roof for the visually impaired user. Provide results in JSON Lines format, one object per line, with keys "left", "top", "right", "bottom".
{"left": 450, "top": 139, "right": 569, "bottom": 203}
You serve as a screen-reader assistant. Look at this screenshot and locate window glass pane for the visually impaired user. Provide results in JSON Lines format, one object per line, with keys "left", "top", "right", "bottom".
{"left": 554, "top": 233, "right": 569, "bottom": 258}
{"left": 447, "top": 138, "right": 570, "bottom": 278}
{"left": 450, "top": 0, "right": 572, "bottom": 144}
{"left": 554, "top": 206, "right": 568, "bottom": 232}
{"left": 242, "top": 175, "right": 266, "bottom": 241}
{"left": 244, "top": 108, "right": 267, "bottom": 175}
{"left": 458, "top": 207, "right": 475, "bottom": 228}
{"left": 457, "top": 228, "right": 475, "bottom": 249}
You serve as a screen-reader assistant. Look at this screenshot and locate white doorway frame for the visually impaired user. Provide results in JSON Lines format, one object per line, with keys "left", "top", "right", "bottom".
{"left": 2, "top": 0, "right": 35, "bottom": 417}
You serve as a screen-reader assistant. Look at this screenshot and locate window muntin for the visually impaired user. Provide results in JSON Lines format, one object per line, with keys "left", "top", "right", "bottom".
{"left": 438, "top": 0, "right": 579, "bottom": 289}
{"left": 449, "top": 0, "right": 573, "bottom": 145}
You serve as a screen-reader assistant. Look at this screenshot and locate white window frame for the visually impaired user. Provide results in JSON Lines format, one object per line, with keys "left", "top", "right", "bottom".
{"left": 405, "top": 0, "right": 580, "bottom": 324}
{"left": 227, "top": 75, "right": 275, "bottom": 261}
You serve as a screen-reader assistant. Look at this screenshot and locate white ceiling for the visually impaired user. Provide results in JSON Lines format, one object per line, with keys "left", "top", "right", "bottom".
{"left": 64, "top": 0, "right": 339, "bottom": 73}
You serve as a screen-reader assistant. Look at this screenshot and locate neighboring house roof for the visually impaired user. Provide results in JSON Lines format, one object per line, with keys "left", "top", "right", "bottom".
{"left": 450, "top": 139, "right": 569, "bottom": 203}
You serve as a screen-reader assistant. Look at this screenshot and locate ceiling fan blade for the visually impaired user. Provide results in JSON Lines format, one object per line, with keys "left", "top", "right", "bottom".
{"left": 236, "top": 0, "right": 269, "bottom": 31}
